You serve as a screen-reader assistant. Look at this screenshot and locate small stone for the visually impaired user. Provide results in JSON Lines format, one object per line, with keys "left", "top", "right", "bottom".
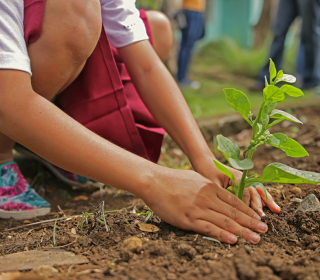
{"left": 268, "top": 258, "right": 284, "bottom": 273}
{"left": 297, "top": 194, "right": 320, "bottom": 212}
{"left": 245, "top": 245, "right": 252, "bottom": 254}
{"left": 177, "top": 243, "right": 197, "bottom": 259}
{"left": 291, "top": 187, "right": 302, "bottom": 195}
{"left": 32, "top": 265, "right": 59, "bottom": 277}
{"left": 122, "top": 237, "right": 142, "bottom": 253}
{"left": 304, "top": 235, "right": 318, "bottom": 245}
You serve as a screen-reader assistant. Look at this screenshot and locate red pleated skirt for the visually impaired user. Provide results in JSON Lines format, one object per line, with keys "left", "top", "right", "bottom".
{"left": 24, "top": 0, "right": 165, "bottom": 163}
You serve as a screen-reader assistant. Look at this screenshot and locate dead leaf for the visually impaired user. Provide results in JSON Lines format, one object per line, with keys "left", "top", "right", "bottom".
{"left": 72, "top": 195, "right": 88, "bottom": 201}
{"left": 71, "top": 228, "right": 77, "bottom": 235}
{"left": 137, "top": 223, "right": 160, "bottom": 233}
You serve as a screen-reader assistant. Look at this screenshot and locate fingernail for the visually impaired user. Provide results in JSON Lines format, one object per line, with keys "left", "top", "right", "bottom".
{"left": 253, "top": 213, "right": 261, "bottom": 220}
{"left": 250, "top": 234, "right": 260, "bottom": 244}
{"left": 262, "top": 212, "right": 266, "bottom": 217}
{"left": 275, "top": 204, "right": 281, "bottom": 210}
{"left": 257, "top": 222, "right": 267, "bottom": 233}
{"left": 228, "top": 235, "right": 238, "bottom": 244}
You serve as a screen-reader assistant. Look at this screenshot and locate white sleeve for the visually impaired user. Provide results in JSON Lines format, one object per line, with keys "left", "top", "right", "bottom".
{"left": 0, "top": 0, "right": 31, "bottom": 75}
{"left": 100, "top": 0, "right": 149, "bottom": 48}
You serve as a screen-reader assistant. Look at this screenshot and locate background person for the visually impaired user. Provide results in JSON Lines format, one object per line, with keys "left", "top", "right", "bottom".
{"left": 177, "top": 0, "right": 205, "bottom": 89}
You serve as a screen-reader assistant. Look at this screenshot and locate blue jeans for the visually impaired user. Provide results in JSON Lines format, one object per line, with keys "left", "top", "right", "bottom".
{"left": 298, "top": 0, "right": 320, "bottom": 88}
{"left": 177, "top": 9, "right": 204, "bottom": 82}
{"left": 257, "top": 0, "right": 299, "bottom": 86}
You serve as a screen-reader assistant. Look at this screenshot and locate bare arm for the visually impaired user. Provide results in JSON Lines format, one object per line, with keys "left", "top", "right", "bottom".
{"left": 0, "top": 69, "right": 266, "bottom": 244}
{"left": 118, "top": 41, "right": 281, "bottom": 214}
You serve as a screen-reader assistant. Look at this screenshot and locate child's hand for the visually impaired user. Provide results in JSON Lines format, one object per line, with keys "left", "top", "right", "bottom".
{"left": 142, "top": 167, "right": 268, "bottom": 244}
{"left": 191, "top": 155, "right": 281, "bottom": 217}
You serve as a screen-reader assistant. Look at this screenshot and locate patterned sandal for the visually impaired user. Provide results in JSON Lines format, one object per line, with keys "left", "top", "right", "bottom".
{"left": 0, "top": 161, "right": 51, "bottom": 220}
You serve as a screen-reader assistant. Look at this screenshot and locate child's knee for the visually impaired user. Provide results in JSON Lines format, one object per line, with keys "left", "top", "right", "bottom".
{"left": 146, "top": 11, "right": 173, "bottom": 61}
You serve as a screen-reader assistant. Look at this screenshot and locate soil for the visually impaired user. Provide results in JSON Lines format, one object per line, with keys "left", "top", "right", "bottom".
{"left": 2, "top": 105, "right": 320, "bottom": 280}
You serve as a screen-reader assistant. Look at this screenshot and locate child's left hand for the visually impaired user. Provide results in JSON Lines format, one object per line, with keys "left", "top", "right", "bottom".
{"left": 192, "top": 154, "right": 281, "bottom": 217}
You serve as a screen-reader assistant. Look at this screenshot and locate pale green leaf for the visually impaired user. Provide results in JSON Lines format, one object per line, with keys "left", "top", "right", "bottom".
{"left": 223, "top": 89, "right": 251, "bottom": 121}
{"left": 281, "top": 84, "right": 304, "bottom": 97}
{"left": 269, "top": 58, "right": 277, "bottom": 81}
{"left": 247, "top": 163, "right": 320, "bottom": 184}
{"left": 216, "top": 135, "right": 254, "bottom": 170}
{"left": 266, "top": 134, "right": 280, "bottom": 146}
{"left": 263, "top": 85, "right": 285, "bottom": 102}
{"left": 213, "top": 159, "right": 235, "bottom": 186}
{"left": 270, "top": 133, "right": 309, "bottom": 157}
{"left": 276, "top": 74, "right": 296, "bottom": 84}
{"left": 270, "top": 109, "right": 303, "bottom": 124}
{"left": 275, "top": 70, "right": 283, "bottom": 81}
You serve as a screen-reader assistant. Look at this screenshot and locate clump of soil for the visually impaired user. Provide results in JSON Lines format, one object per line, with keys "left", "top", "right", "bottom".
{"left": 1, "top": 105, "right": 320, "bottom": 280}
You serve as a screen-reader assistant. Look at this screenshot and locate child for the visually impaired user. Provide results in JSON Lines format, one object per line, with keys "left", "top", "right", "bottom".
{"left": 0, "top": 0, "right": 280, "bottom": 244}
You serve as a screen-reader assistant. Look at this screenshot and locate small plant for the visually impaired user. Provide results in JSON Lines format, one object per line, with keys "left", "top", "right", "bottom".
{"left": 213, "top": 59, "right": 320, "bottom": 201}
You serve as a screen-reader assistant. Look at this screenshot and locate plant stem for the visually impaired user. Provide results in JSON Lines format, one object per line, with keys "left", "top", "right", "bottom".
{"left": 238, "top": 149, "right": 255, "bottom": 200}
{"left": 252, "top": 101, "right": 265, "bottom": 140}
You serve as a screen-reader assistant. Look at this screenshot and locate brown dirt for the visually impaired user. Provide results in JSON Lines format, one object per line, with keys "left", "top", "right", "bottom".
{"left": 1, "top": 105, "right": 320, "bottom": 280}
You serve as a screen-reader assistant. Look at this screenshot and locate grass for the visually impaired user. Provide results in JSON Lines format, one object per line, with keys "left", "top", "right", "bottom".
{"left": 180, "top": 38, "right": 316, "bottom": 119}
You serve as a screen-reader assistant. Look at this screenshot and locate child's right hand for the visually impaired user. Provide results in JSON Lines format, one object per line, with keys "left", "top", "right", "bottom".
{"left": 141, "top": 168, "right": 268, "bottom": 244}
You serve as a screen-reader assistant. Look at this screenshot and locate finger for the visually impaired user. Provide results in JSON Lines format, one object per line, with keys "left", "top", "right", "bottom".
{"left": 191, "top": 219, "right": 238, "bottom": 244}
{"left": 200, "top": 211, "right": 263, "bottom": 244}
{"left": 262, "top": 200, "right": 266, "bottom": 207}
{"left": 248, "top": 187, "right": 265, "bottom": 217}
{"left": 242, "top": 188, "right": 250, "bottom": 206}
{"left": 210, "top": 199, "right": 268, "bottom": 235}
{"left": 255, "top": 187, "right": 281, "bottom": 213}
{"left": 216, "top": 187, "right": 261, "bottom": 221}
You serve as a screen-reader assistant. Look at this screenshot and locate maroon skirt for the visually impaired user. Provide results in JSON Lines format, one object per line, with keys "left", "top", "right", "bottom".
{"left": 24, "top": 0, "right": 165, "bottom": 163}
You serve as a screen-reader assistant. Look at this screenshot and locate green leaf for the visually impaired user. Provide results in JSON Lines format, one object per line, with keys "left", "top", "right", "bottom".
{"left": 244, "top": 182, "right": 268, "bottom": 201}
{"left": 275, "top": 70, "right": 283, "bottom": 81}
{"left": 260, "top": 103, "right": 270, "bottom": 127}
{"left": 263, "top": 85, "right": 285, "bottom": 102}
{"left": 227, "top": 186, "right": 236, "bottom": 194}
{"left": 229, "top": 158, "right": 255, "bottom": 170}
{"left": 213, "top": 159, "right": 235, "bottom": 186}
{"left": 247, "top": 163, "right": 320, "bottom": 184}
{"left": 281, "top": 84, "right": 304, "bottom": 97}
{"left": 265, "top": 101, "right": 278, "bottom": 112}
{"left": 216, "top": 135, "right": 254, "bottom": 170}
{"left": 270, "top": 133, "right": 309, "bottom": 157}
{"left": 266, "top": 134, "right": 280, "bottom": 146}
{"left": 270, "top": 109, "right": 303, "bottom": 124}
{"left": 223, "top": 89, "right": 251, "bottom": 121}
{"left": 269, "top": 58, "right": 277, "bottom": 82}
{"left": 276, "top": 74, "right": 296, "bottom": 84}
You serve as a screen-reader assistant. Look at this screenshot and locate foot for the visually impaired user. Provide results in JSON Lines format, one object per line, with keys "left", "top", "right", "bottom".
{"left": 0, "top": 161, "right": 51, "bottom": 220}
{"left": 178, "top": 79, "right": 201, "bottom": 90}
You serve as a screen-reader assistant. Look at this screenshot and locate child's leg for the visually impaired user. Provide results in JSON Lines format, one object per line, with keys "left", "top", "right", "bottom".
{"left": 0, "top": 133, "right": 14, "bottom": 165}
{"left": 145, "top": 11, "right": 173, "bottom": 62}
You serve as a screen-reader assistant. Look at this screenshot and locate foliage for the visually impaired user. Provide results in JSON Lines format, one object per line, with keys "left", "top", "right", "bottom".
{"left": 213, "top": 59, "right": 320, "bottom": 200}
{"left": 135, "top": 0, "right": 165, "bottom": 10}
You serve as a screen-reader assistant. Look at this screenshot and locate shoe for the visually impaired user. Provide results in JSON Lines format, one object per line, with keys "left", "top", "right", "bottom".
{"left": 0, "top": 161, "right": 51, "bottom": 220}
{"left": 14, "top": 144, "right": 104, "bottom": 191}
{"left": 178, "top": 79, "right": 201, "bottom": 90}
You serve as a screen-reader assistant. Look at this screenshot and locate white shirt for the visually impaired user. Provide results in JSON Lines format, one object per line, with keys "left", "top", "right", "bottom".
{"left": 0, "top": 0, "right": 148, "bottom": 76}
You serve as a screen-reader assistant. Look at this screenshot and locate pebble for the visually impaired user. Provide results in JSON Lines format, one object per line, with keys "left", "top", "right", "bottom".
{"left": 32, "top": 265, "right": 59, "bottom": 277}
{"left": 297, "top": 194, "right": 320, "bottom": 212}
{"left": 202, "top": 253, "right": 217, "bottom": 260}
{"left": 122, "top": 237, "right": 142, "bottom": 253}
{"left": 291, "top": 187, "right": 302, "bottom": 195}
{"left": 245, "top": 245, "right": 252, "bottom": 254}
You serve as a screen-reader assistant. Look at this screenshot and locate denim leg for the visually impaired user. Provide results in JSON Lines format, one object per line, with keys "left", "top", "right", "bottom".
{"left": 298, "top": 0, "right": 320, "bottom": 87}
{"left": 257, "top": 0, "right": 299, "bottom": 86}
{"left": 177, "top": 10, "right": 204, "bottom": 82}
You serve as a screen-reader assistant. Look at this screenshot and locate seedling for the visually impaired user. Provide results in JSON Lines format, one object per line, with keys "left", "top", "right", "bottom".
{"left": 214, "top": 59, "right": 320, "bottom": 201}
{"left": 53, "top": 215, "right": 59, "bottom": 246}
